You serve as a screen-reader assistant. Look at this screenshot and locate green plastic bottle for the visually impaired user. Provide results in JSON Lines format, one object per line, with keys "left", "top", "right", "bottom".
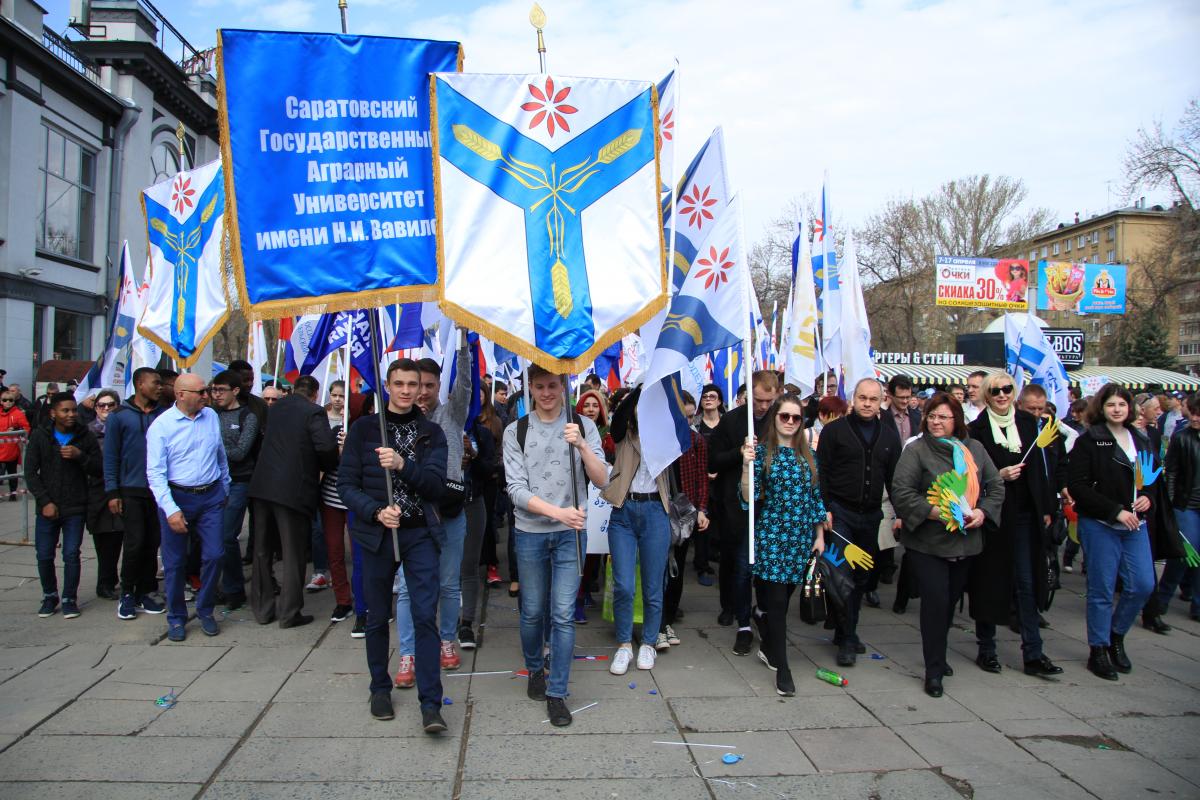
{"left": 816, "top": 667, "right": 848, "bottom": 687}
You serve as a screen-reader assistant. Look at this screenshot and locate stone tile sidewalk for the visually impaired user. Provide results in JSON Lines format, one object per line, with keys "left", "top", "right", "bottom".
{"left": 0, "top": 500, "right": 1197, "bottom": 798}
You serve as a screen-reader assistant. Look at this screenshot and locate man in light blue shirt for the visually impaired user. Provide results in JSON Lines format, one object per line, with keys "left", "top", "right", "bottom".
{"left": 146, "top": 373, "right": 230, "bottom": 641}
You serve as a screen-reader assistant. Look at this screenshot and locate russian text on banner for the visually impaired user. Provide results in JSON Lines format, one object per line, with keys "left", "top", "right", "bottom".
{"left": 218, "top": 30, "right": 462, "bottom": 320}
{"left": 138, "top": 159, "right": 229, "bottom": 367}
{"left": 431, "top": 72, "right": 667, "bottom": 372}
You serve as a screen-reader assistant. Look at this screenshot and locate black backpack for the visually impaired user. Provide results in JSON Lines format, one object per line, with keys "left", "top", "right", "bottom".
{"left": 515, "top": 411, "right": 584, "bottom": 452}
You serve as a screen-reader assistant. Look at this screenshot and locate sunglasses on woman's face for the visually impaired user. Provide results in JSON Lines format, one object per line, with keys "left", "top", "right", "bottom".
{"left": 97, "top": 402, "right": 117, "bottom": 409}
{"left": 989, "top": 385, "right": 1015, "bottom": 396}
{"left": 777, "top": 412, "right": 803, "bottom": 424}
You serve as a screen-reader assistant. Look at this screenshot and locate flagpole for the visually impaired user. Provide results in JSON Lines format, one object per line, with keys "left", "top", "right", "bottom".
{"left": 273, "top": 327, "right": 284, "bottom": 387}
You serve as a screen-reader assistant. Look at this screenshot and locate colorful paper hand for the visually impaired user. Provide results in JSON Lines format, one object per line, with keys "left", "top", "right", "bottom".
{"left": 927, "top": 469, "right": 970, "bottom": 533}
{"left": 1181, "top": 533, "right": 1200, "bottom": 568}
{"left": 1134, "top": 452, "right": 1162, "bottom": 490}
{"left": 822, "top": 541, "right": 846, "bottom": 568}
{"left": 829, "top": 529, "right": 875, "bottom": 571}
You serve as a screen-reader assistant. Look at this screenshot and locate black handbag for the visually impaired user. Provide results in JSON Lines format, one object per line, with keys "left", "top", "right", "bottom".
{"left": 439, "top": 478, "right": 467, "bottom": 518}
{"left": 816, "top": 547, "right": 856, "bottom": 623}
{"left": 797, "top": 554, "right": 827, "bottom": 625}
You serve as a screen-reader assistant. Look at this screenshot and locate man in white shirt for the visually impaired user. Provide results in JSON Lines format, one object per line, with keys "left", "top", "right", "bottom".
{"left": 964, "top": 370, "right": 989, "bottom": 422}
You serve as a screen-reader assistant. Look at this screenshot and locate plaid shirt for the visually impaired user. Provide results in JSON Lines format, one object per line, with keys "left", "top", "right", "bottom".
{"left": 678, "top": 429, "right": 709, "bottom": 513}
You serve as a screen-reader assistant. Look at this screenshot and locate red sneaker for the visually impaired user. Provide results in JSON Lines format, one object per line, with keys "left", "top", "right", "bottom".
{"left": 486, "top": 566, "right": 502, "bottom": 587}
{"left": 393, "top": 655, "right": 415, "bottom": 689}
{"left": 440, "top": 640, "right": 461, "bottom": 670}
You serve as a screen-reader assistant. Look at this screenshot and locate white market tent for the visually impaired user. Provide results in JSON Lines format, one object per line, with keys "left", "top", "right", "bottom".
{"left": 872, "top": 363, "right": 1200, "bottom": 392}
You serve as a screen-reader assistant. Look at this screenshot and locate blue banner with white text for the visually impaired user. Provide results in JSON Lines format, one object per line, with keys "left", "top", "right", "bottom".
{"left": 219, "top": 29, "right": 461, "bottom": 318}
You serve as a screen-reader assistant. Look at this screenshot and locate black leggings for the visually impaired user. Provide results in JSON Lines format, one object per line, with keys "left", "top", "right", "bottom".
{"left": 906, "top": 550, "right": 971, "bottom": 680}
{"left": 662, "top": 541, "right": 690, "bottom": 626}
{"left": 754, "top": 578, "right": 797, "bottom": 672}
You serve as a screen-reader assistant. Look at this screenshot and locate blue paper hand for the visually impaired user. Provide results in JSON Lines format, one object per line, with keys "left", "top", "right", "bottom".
{"left": 1137, "top": 452, "right": 1162, "bottom": 488}
{"left": 823, "top": 541, "right": 846, "bottom": 567}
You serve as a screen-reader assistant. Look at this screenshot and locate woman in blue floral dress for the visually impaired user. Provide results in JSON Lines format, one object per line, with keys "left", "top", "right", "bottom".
{"left": 740, "top": 393, "right": 828, "bottom": 696}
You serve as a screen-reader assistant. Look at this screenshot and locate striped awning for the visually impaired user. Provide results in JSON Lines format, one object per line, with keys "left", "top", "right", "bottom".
{"left": 873, "top": 363, "right": 1200, "bottom": 392}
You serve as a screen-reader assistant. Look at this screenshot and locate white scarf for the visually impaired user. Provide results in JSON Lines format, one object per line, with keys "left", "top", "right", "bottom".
{"left": 987, "top": 406, "right": 1022, "bottom": 454}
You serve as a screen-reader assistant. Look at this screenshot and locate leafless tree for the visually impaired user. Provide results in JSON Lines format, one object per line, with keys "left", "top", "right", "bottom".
{"left": 1123, "top": 98, "right": 1199, "bottom": 211}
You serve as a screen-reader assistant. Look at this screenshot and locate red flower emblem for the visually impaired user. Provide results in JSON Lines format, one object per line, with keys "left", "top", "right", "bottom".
{"left": 693, "top": 245, "right": 734, "bottom": 291}
{"left": 679, "top": 184, "right": 718, "bottom": 229}
{"left": 171, "top": 175, "right": 195, "bottom": 215}
{"left": 520, "top": 77, "right": 578, "bottom": 137}
{"left": 658, "top": 107, "right": 675, "bottom": 148}
{"left": 813, "top": 217, "right": 826, "bottom": 242}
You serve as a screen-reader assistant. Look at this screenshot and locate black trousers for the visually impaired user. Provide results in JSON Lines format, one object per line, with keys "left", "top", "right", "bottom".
{"left": 119, "top": 492, "right": 160, "bottom": 597}
{"left": 828, "top": 500, "right": 882, "bottom": 647}
{"left": 906, "top": 549, "right": 971, "bottom": 680}
{"left": 479, "top": 479, "right": 500, "bottom": 567}
{"left": 718, "top": 504, "right": 752, "bottom": 625}
{"left": 2, "top": 460, "right": 17, "bottom": 497}
{"left": 662, "top": 540, "right": 690, "bottom": 626}
{"left": 250, "top": 499, "right": 311, "bottom": 625}
{"left": 91, "top": 530, "right": 123, "bottom": 592}
{"left": 754, "top": 578, "right": 797, "bottom": 672}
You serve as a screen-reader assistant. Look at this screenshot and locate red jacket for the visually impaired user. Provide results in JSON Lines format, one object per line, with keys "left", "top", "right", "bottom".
{"left": 0, "top": 406, "right": 30, "bottom": 462}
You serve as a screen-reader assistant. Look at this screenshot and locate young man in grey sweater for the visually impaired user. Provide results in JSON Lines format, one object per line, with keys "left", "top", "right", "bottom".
{"left": 503, "top": 365, "right": 608, "bottom": 727}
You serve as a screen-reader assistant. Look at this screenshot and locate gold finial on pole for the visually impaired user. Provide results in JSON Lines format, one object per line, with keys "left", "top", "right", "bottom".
{"left": 175, "top": 121, "right": 186, "bottom": 171}
{"left": 529, "top": 3, "right": 547, "bottom": 73}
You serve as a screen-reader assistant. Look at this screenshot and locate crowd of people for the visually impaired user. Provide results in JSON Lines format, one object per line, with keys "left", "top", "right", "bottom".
{"left": 5, "top": 359, "right": 1199, "bottom": 733}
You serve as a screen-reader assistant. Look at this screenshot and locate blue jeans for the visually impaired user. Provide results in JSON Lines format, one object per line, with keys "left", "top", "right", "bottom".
{"left": 1156, "top": 508, "right": 1200, "bottom": 617}
{"left": 360, "top": 526, "right": 442, "bottom": 709}
{"left": 220, "top": 481, "right": 250, "bottom": 597}
{"left": 35, "top": 513, "right": 85, "bottom": 600}
{"left": 977, "top": 513, "right": 1044, "bottom": 660}
{"left": 396, "top": 511, "right": 462, "bottom": 653}
{"left": 608, "top": 498, "right": 672, "bottom": 646}
{"left": 515, "top": 527, "right": 583, "bottom": 698}
{"left": 159, "top": 484, "right": 226, "bottom": 628}
{"left": 1078, "top": 516, "right": 1155, "bottom": 646}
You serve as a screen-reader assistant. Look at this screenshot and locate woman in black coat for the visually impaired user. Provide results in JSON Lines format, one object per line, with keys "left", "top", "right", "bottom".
{"left": 966, "top": 375, "right": 1063, "bottom": 677}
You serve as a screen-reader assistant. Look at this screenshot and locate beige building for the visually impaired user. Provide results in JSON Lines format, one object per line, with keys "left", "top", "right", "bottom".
{"left": 997, "top": 204, "right": 1192, "bottom": 370}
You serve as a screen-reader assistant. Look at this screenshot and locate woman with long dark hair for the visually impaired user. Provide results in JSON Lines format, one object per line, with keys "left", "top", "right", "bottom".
{"left": 891, "top": 392, "right": 1003, "bottom": 697}
{"left": 740, "top": 392, "right": 827, "bottom": 697}
{"left": 1067, "top": 383, "right": 1162, "bottom": 680}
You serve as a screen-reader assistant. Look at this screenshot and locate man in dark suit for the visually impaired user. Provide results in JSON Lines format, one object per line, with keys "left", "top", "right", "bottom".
{"left": 248, "top": 375, "right": 338, "bottom": 627}
{"left": 882, "top": 374, "right": 921, "bottom": 443}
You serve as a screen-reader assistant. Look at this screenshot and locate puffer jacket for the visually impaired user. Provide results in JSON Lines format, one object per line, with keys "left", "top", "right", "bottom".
{"left": 0, "top": 405, "right": 30, "bottom": 462}
{"left": 25, "top": 423, "right": 102, "bottom": 517}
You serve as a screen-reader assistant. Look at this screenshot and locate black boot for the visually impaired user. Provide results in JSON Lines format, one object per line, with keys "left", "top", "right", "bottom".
{"left": 1108, "top": 631, "right": 1132, "bottom": 673}
{"left": 1088, "top": 645, "right": 1119, "bottom": 681}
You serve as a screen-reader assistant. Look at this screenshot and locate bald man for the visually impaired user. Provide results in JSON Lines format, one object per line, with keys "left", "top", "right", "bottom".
{"left": 146, "top": 373, "right": 230, "bottom": 641}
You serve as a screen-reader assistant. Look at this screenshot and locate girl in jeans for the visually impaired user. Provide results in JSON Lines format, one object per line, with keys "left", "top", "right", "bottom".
{"left": 739, "top": 393, "right": 827, "bottom": 697}
{"left": 1067, "top": 383, "right": 1160, "bottom": 681}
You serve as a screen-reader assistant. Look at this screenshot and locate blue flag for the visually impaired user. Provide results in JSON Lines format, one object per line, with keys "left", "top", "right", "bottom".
{"left": 300, "top": 310, "right": 380, "bottom": 391}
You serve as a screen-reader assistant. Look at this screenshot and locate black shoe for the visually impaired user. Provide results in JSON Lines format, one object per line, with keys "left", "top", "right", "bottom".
{"left": 279, "top": 614, "right": 314, "bottom": 629}
{"left": 351, "top": 614, "right": 367, "bottom": 639}
{"left": 370, "top": 691, "right": 394, "bottom": 720}
{"left": 941, "top": 664, "right": 954, "bottom": 677}
{"left": 331, "top": 604, "right": 353, "bottom": 623}
{"left": 1142, "top": 615, "right": 1172, "bottom": 635}
{"left": 1023, "top": 655, "right": 1064, "bottom": 676}
{"left": 852, "top": 641, "right": 866, "bottom": 654}
{"left": 879, "top": 564, "right": 897, "bottom": 585}
{"left": 892, "top": 599, "right": 907, "bottom": 614}
{"left": 775, "top": 668, "right": 795, "bottom": 697}
{"left": 1108, "top": 632, "right": 1132, "bottom": 673}
{"left": 717, "top": 610, "right": 734, "bottom": 627}
{"left": 1088, "top": 646, "right": 1119, "bottom": 681}
{"left": 975, "top": 653, "right": 1002, "bottom": 674}
{"left": 924, "top": 677, "right": 943, "bottom": 697}
{"left": 459, "top": 624, "right": 477, "bottom": 650}
{"left": 836, "top": 647, "right": 857, "bottom": 668}
{"left": 864, "top": 591, "right": 880, "bottom": 608}
{"left": 546, "top": 696, "right": 572, "bottom": 727}
{"left": 732, "top": 629, "right": 753, "bottom": 656}
{"left": 224, "top": 593, "right": 247, "bottom": 612}
{"left": 527, "top": 669, "right": 547, "bottom": 701}
{"left": 422, "top": 708, "right": 448, "bottom": 734}
{"left": 95, "top": 586, "right": 117, "bottom": 600}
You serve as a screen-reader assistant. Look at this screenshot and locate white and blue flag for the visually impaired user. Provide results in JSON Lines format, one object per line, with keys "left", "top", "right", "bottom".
{"left": 1007, "top": 315, "right": 1070, "bottom": 418}
{"left": 837, "top": 232, "right": 875, "bottom": 388}
{"left": 300, "top": 310, "right": 381, "bottom": 392}
{"left": 76, "top": 241, "right": 138, "bottom": 402}
{"left": 138, "top": 158, "right": 229, "bottom": 367}
{"left": 785, "top": 221, "right": 819, "bottom": 397}
{"left": 814, "top": 179, "right": 841, "bottom": 374}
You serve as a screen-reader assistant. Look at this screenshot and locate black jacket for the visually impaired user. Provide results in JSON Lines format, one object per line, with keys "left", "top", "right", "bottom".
{"left": 967, "top": 410, "right": 1056, "bottom": 619}
{"left": 248, "top": 393, "right": 339, "bottom": 516}
{"left": 337, "top": 410, "right": 447, "bottom": 554}
{"left": 467, "top": 420, "right": 497, "bottom": 498}
{"left": 25, "top": 423, "right": 102, "bottom": 517}
{"left": 709, "top": 404, "right": 770, "bottom": 513}
{"left": 816, "top": 414, "right": 900, "bottom": 513}
{"left": 881, "top": 405, "right": 921, "bottom": 441}
{"left": 1165, "top": 424, "right": 1200, "bottom": 510}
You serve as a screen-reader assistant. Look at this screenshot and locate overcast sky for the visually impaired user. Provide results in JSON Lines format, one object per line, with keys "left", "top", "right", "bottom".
{"left": 45, "top": 0, "right": 1200, "bottom": 244}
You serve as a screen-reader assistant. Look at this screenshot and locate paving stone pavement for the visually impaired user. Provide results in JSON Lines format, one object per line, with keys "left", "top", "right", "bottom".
{"left": 0, "top": 500, "right": 1198, "bottom": 799}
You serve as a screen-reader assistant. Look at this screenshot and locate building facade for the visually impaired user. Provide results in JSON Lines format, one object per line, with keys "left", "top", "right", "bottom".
{"left": 0, "top": 0, "right": 217, "bottom": 393}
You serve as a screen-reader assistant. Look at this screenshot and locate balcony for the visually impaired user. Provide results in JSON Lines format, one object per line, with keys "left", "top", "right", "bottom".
{"left": 41, "top": 28, "right": 101, "bottom": 85}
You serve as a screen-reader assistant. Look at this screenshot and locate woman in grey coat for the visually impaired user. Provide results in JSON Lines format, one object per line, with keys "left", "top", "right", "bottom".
{"left": 891, "top": 392, "right": 1004, "bottom": 697}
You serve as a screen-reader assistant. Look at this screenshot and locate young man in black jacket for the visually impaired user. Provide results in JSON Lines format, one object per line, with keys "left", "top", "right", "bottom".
{"left": 816, "top": 378, "right": 900, "bottom": 665}
{"left": 338, "top": 358, "right": 449, "bottom": 733}
{"left": 25, "top": 393, "right": 102, "bottom": 618}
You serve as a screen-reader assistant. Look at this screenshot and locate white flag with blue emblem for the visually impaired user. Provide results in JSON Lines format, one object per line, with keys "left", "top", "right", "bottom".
{"left": 76, "top": 241, "right": 138, "bottom": 402}
{"left": 432, "top": 73, "right": 666, "bottom": 373}
{"left": 138, "top": 158, "right": 229, "bottom": 367}
{"left": 638, "top": 196, "right": 750, "bottom": 478}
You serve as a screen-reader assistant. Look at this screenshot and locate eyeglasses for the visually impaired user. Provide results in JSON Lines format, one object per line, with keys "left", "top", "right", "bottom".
{"left": 989, "top": 385, "right": 1015, "bottom": 396}
{"left": 926, "top": 413, "right": 955, "bottom": 422}
{"left": 208, "top": 386, "right": 231, "bottom": 394}
{"left": 177, "top": 388, "right": 210, "bottom": 396}
{"left": 96, "top": 402, "right": 117, "bottom": 409}
{"left": 777, "top": 412, "right": 803, "bottom": 424}
{"left": 701, "top": 393, "right": 720, "bottom": 400}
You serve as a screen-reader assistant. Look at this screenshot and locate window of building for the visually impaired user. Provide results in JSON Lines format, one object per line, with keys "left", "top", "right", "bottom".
{"left": 52, "top": 309, "right": 91, "bottom": 362}
{"left": 1052, "top": 242, "right": 1060, "bottom": 255}
{"left": 1065, "top": 238, "right": 1071, "bottom": 252}
{"left": 36, "top": 125, "right": 96, "bottom": 261}
{"left": 1107, "top": 249, "right": 1116, "bottom": 263}
{"left": 1103, "top": 323, "right": 1114, "bottom": 337}
{"left": 1107, "top": 225, "right": 1116, "bottom": 242}
{"left": 1078, "top": 234, "right": 1087, "bottom": 248}
{"left": 1029, "top": 249, "right": 1037, "bottom": 261}
{"left": 1090, "top": 230, "right": 1099, "bottom": 244}
{"left": 1180, "top": 343, "right": 1200, "bottom": 357}
{"left": 1040, "top": 246, "right": 1048, "bottom": 258}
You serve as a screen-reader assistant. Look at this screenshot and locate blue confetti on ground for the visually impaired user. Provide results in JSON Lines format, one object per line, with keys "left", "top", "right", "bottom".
{"left": 722, "top": 753, "right": 744, "bottom": 764}
{"left": 648, "top": 689, "right": 658, "bottom": 695}
{"left": 870, "top": 653, "right": 885, "bottom": 660}
{"left": 628, "top": 682, "right": 636, "bottom": 689}
{"left": 443, "top": 697, "right": 453, "bottom": 705}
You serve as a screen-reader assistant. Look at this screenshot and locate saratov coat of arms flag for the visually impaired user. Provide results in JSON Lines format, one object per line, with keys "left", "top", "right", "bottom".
{"left": 431, "top": 73, "right": 667, "bottom": 372}
{"left": 138, "top": 158, "right": 229, "bottom": 367}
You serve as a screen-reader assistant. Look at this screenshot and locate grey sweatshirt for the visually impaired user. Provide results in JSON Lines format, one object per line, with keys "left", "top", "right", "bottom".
{"left": 503, "top": 409, "right": 604, "bottom": 533}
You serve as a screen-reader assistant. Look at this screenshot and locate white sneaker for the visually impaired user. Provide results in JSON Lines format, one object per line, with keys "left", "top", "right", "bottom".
{"left": 636, "top": 643, "right": 657, "bottom": 670}
{"left": 305, "top": 572, "right": 330, "bottom": 592}
{"left": 1063, "top": 564, "right": 1073, "bottom": 573}
{"left": 665, "top": 625, "right": 681, "bottom": 646}
{"left": 655, "top": 632, "right": 671, "bottom": 651}
{"left": 610, "top": 646, "right": 633, "bottom": 675}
